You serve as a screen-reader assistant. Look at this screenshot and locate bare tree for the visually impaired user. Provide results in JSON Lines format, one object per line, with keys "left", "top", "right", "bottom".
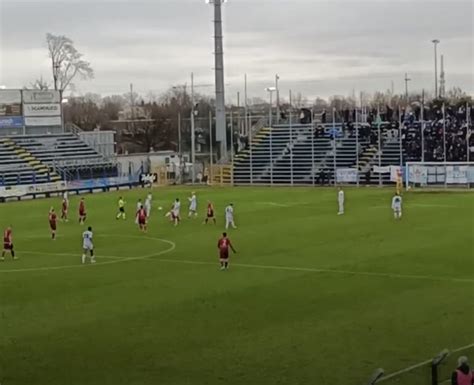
{"left": 26, "top": 76, "right": 50, "bottom": 90}
{"left": 46, "top": 33, "right": 94, "bottom": 92}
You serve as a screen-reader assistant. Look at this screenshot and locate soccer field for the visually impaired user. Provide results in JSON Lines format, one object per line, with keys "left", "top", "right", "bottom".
{"left": 0, "top": 187, "right": 473, "bottom": 385}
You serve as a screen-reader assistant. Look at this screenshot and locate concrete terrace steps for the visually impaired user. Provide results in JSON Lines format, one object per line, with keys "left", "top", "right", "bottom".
{"left": 232, "top": 122, "right": 404, "bottom": 184}
{"left": 0, "top": 137, "right": 62, "bottom": 185}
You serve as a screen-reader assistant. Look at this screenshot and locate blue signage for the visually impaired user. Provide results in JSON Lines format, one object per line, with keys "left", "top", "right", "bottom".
{"left": 0, "top": 116, "right": 24, "bottom": 128}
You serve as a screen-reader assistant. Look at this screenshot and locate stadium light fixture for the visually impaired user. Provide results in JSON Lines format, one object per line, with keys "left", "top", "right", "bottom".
{"left": 0, "top": 85, "right": 6, "bottom": 89}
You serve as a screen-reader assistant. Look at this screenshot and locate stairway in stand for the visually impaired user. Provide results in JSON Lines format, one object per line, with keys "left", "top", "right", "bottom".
{"left": 211, "top": 164, "right": 233, "bottom": 185}
{"left": 357, "top": 145, "right": 378, "bottom": 171}
{"left": 0, "top": 138, "right": 61, "bottom": 182}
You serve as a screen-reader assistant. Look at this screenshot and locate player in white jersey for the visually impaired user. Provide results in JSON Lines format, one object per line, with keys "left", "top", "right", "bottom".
{"left": 225, "top": 203, "right": 237, "bottom": 229}
{"left": 81, "top": 226, "right": 96, "bottom": 264}
{"left": 135, "top": 199, "right": 142, "bottom": 224}
{"left": 188, "top": 192, "right": 197, "bottom": 218}
{"left": 337, "top": 187, "right": 345, "bottom": 215}
{"left": 391, "top": 193, "right": 402, "bottom": 219}
{"left": 145, "top": 194, "right": 152, "bottom": 218}
{"left": 171, "top": 198, "right": 181, "bottom": 226}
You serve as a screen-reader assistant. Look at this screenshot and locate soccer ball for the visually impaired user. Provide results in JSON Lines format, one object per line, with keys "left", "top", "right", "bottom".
{"left": 158, "top": 206, "right": 163, "bottom": 211}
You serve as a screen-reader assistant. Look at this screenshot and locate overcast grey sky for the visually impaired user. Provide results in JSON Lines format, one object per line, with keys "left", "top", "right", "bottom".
{"left": 0, "top": 0, "right": 472, "bottom": 101}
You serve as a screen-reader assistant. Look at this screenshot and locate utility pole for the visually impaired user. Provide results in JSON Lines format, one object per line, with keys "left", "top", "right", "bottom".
{"left": 178, "top": 112, "right": 182, "bottom": 155}
{"left": 130, "top": 83, "right": 135, "bottom": 144}
{"left": 191, "top": 72, "right": 196, "bottom": 184}
{"left": 265, "top": 87, "right": 276, "bottom": 127}
{"left": 129, "top": 83, "right": 134, "bottom": 118}
{"left": 236, "top": 91, "right": 240, "bottom": 133}
{"left": 432, "top": 39, "right": 440, "bottom": 97}
{"left": 439, "top": 54, "right": 446, "bottom": 98}
{"left": 275, "top": 74, "right": 280, "bottom": 124}
{"left": 404, "top": 73, "right": 411, "bottom": 104}
{"left": 244, "top": 74, "right": 248, "bottom": 136}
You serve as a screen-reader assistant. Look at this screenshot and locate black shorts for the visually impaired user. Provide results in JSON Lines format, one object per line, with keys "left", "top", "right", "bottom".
{"left": 3, "top": 243, "right": 13, "bottom": 251}
{"left": 119, "top": 207, "right": 125, "bottom": 213}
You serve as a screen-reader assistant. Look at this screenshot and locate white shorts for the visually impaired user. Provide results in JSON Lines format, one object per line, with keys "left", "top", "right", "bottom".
{"left": 190, "top": 204, "right": 197, "bottom": 211}
{"left": 83, "top": 244, "right": 93, "bottom": 251}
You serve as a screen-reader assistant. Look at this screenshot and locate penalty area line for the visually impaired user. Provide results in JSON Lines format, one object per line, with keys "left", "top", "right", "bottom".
{"left": 154, "top": 258, "right": 474, "bottom": 284}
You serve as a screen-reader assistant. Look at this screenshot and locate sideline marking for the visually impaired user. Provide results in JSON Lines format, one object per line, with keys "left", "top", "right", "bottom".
{"left": 379, "top": 343, "right": 474, "bottom": 382}
{"left": 0, "top": 235, "right": 175, "bottom": 273}
{"left": 153, "top": 258, "right": 474, "bottom": 284}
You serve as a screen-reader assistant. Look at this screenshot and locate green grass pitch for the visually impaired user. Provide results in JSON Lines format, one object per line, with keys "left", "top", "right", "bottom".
{"left": 0, "top": 187, "right": 473, "bottom": 385}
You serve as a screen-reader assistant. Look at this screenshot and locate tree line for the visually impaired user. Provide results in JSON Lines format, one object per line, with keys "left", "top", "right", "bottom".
{"left": 25, "top": 33, "right": 472, "bottom": 153}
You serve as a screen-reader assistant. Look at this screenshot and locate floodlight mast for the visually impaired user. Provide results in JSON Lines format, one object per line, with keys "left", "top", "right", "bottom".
{"left": 208, "top": 0, "right": 227, "bottom": 160}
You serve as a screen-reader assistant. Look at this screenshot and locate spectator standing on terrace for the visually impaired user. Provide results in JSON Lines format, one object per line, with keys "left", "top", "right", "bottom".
{"left": 451, "top": 356, "right": 473, "bottom": 385}
{"left": 365, "top": 169, "right": 371, "bottom": 185}
{"left": 317, "top": 168, "right": 327, "bottom": 186}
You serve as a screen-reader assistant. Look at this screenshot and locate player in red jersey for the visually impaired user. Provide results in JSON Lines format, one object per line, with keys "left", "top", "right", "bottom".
{"left": 61, "top": 198, "right": 69, "bottom": 222}
{"left": 217, "top": 232, "right": 236, "bottom": 270}
{"left": 78, "top": 197, "right": 86, "bottom": 225}
{"left": 49, "top": 207, "right": 58, "bottom": 240}
{"left": 1, "top": 227, "right": 16, "bottom": 261}
{"left": 204, "top": 201, "right": 216, "bottom": 225}
{"left": 137, "top": 205, "right": 147, "bottom": 232}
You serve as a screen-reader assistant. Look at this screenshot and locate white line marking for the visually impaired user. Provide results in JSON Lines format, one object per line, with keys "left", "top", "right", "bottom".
{"left": 370, "top": 204, "right": 458, "bottom": 209}
{"left": 379, "top": 343, "right": 474, "bottom": 382}
{"left": 262, "top": 202, "right": 291, "bottom": 207}
{"left": 20, "top": 251, "right": 124, "bottom": 260}
{"left": 153, "top": 258, "right": 474, "bottom": 284}
{"left": 408, "top": 204, "right": 458, "bottom": 208}
{"left": 0, "top": 235, "right": 175, "bottom": 273}
{"left": 258, "top": 201, "right": 309, "bottom": 208}
{"left": 4, "top": 236, "right": 473, "bottom": 284}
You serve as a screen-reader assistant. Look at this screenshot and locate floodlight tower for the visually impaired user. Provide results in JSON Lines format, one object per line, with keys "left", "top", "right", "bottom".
{"left": 207, "top": 0, "right": 227, "bottom": 160}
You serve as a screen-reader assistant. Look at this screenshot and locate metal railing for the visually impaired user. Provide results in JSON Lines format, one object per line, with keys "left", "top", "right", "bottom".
{"left": 64, "top": 122, "right": 84, "bottom": 135}
{"left": 366, "top": 345, "right": 474, "bottom": 385}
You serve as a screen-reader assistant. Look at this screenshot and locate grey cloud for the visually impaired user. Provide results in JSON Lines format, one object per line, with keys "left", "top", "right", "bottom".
{"left": 0, "top": 0, "right": 472, "bottom": 98}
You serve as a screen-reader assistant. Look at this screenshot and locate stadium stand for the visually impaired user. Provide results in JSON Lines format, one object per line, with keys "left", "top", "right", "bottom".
{"left": 0, "top": 137, "right": 59, "bottom": 186}
{"left": 232, "top": 115, "right": 472, "bottom": 185}
{"left": 0, "top": 133, "right": 118, "bottom": 186}
{"left": 233, "top": 122, "right": 401, "bottom": 185}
